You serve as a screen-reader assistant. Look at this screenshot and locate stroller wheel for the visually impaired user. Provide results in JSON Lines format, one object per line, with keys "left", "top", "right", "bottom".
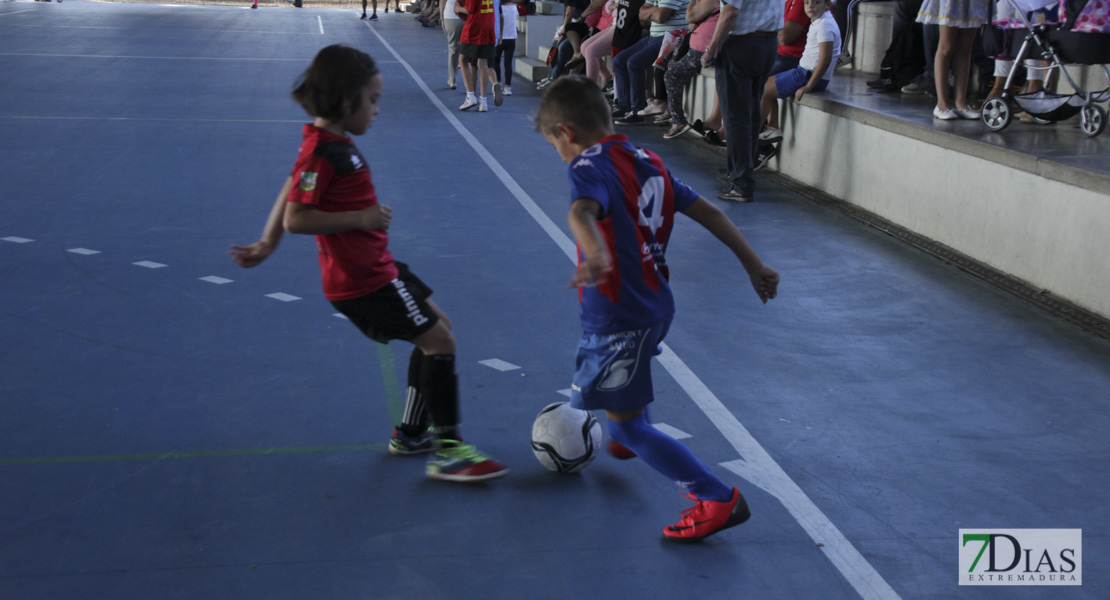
{"left": 981, "top": 96, "right": 1012, "bottom": 132}
{"left": 1080, "top": 104, "right": 1106, "bottom": 137}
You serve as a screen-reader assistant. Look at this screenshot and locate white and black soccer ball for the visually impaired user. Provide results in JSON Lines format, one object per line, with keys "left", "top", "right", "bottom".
{"left": 531, "top": 402, "right": 602, "bottom": 473}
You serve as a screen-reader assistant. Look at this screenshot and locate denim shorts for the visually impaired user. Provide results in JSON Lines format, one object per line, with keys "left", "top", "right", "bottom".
{"left": 775, "top": 65, "right": 829, "bottom": 98}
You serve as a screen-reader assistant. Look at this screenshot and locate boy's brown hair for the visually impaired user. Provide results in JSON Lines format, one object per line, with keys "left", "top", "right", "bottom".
{"left": 534, "top": 75, "right": 613, "bottom": 137}
{"left": 292, "top": 45, "right": 380, "bottom": 121}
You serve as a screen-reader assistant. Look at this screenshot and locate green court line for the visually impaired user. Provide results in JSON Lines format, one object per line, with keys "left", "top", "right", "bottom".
{"left": 376, "top": 342, "right": 404, "bottom": 427}
{"left": 0, "top": 444, "right": 388, "bottom": 466}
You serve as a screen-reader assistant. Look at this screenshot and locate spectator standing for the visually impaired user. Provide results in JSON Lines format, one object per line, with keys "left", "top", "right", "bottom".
{"left": 917, "top": 0, "right": 990, "bottom": 119}
{"left": 493, "top": 0, "right": 520, "bottom": 96}
{"left": 442, "top": 0, "right": 464, "bottom": 89}
{"left": 701, "top": 0, "right": 784, "bottom": 202}
{"left": 458, "top": 0, "right": 502, "bottom": 112}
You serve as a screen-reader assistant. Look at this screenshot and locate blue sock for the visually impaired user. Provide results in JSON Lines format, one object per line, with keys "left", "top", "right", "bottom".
{"left": 608, "top": 415, "right": 733, "bottom": 502}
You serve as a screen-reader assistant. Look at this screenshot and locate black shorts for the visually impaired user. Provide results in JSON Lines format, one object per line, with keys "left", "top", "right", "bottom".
{"left": 330, "top": 262, "right": 439, "bottom": 344}
{"left": 460, "top": 42, "right": 495, "bottom": 62}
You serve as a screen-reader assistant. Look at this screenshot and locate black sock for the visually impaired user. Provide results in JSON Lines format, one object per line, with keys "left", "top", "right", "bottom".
{"left": 399, "top": 347, "right": 429, "bottom": 436}
{"left": 421, "top": 354, "right": 459, "bottom": 440}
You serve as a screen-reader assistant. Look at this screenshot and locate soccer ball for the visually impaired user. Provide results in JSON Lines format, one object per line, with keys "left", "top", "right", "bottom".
{"left": 531, "top": 402, "right": 602, "bottom": 473}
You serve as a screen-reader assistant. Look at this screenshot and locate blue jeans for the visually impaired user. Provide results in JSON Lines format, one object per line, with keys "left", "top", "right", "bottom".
{"left": 715, "top": 34, "right": 777, "bottom": 198}
{"left": 613, "top": 34, "right": 664, "bottom": 114}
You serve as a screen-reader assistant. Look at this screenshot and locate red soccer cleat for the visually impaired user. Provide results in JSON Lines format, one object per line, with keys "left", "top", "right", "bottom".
{"left": 663, "top": 488, "right": 751, "bottom": 542}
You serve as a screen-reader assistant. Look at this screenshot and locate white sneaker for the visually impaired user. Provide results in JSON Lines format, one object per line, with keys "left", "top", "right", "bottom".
{"left": 955, "top": 106, "right": 980, "bottom": 120}
{"left": 758, "top": 126, "right": 782, "bottom": 143}
{"left": 933, "top": 106, "right": 958, "bottom": 120}
{"left": 504, "top": 86, "right": 512, "bottom": 96}
{"left": 478, "top": 100, "right": 488, "bottom": 112}
{"left": 459, "top": 97, "right": 478, "bottom": 111}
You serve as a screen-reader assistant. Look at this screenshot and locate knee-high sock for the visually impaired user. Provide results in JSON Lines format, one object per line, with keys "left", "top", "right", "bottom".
{"left": 608, "top": 414, "right": 732, "bottom": 502}
{"left": 421, "top": 354, "right": 460, "bottom": 439}
{"left": 399, "top": 347, "right": 428, "bottom": 435}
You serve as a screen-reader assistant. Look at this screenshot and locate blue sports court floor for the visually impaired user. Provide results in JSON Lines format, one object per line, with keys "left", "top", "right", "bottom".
{"left": 2, "top": 2, "right": 1108, "bottom": 598}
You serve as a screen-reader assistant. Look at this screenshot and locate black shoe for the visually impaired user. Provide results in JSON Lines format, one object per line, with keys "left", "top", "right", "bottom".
{"left": 564, "top": 55, "right": 585, "bottom": 71}
{"left": 611, "top": 107, "right": 629, "bottom": 118}
{"left": 360, "top": 12, "right": 367, "bottom": 19}
{"left": 754, "top": 144, "right": 778, "bottom": 172}
{"left": 717, "top": 186, "right": 753, "bottom": 202}
{"left": 716, "top": 168, "right": 731, "bottom": 184}
{"left": 614, "top": 113, "right": 646, "bottom": 125}
{"left": 704, "top": 130, "right": 725, "bottom": 146}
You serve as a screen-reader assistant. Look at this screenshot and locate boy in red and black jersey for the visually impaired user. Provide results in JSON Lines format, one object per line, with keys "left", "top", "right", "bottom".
{"left": 231, "top": 45, "right": 508, "bottom": 483}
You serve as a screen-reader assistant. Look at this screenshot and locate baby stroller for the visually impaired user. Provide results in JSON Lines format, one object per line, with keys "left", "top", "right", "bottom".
{"left": 980, "top": 0, "right": 1110, "bottom": 136}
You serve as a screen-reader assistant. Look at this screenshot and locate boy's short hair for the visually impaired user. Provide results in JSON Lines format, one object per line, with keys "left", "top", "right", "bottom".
{"left": 534, "top": 75, "right": 612, "bottom": 137}
{"left": 293, "top": 45, "right": 380, "bottom": 121}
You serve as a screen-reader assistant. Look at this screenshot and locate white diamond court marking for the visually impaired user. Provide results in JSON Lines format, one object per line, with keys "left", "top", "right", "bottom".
{"left": 653, "top": 423, "right": 692, "bottom": 440}
{"left": 557, "top": 388, "right": 572, "bottom": 397}
{"left": 199, "top": 276, "right": 233, "bottom": 285}
{"left": 2, "top": 237, "right": 34, "bottom": 243}
{"left": 133, "top": 261, "right": 167, "bottom": 269}
{"left": 479, "top": 358, "right": 520, "bottom": 372}
{"left": 266, "top": 292, "right": 301, "bottom": 302}
{"left": 333, "top": 313, "right": 349, "bottom": 320}
{"left": 67, "top": 248, "right": 101, "bottom": 255}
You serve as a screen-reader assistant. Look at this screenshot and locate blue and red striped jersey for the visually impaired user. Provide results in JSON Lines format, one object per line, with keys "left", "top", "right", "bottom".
{"left": 567, "top": 134, "right": 699, "bottom": 333}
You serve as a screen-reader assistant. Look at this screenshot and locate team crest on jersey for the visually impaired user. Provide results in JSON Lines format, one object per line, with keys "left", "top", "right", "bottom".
{"left": 298, "top": 171, "right": 318, "bottom": 192}
{"left": 573, "top": 158, "right": 595, "bottom": 169}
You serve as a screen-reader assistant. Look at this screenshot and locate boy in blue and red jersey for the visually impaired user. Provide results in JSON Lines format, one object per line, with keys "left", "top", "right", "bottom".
{"left": 536, "top": 75, "right": 779, "bottom": 542}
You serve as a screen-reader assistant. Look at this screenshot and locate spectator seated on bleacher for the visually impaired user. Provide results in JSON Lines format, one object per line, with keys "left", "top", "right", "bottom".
{"left": 660, "top": 0, "right": 720, "bottom": 137}
{"left": 756, "top": 0, "right": 841, "bottom": 166}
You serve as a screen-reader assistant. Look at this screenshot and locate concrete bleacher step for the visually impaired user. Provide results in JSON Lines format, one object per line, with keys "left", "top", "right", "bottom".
{"left": 533, "top": 0, "right": 564, "bottom": 15}
{"left": 515, "top": 57, "right": 548, "bottom": 83}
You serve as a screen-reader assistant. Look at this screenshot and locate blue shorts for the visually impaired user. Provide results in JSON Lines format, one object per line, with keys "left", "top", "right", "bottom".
{"left": 569, "top": 320, "right": 670, "bottom": 412}
{"left": 775, "top": 65, "right": 829, "bottom": 98}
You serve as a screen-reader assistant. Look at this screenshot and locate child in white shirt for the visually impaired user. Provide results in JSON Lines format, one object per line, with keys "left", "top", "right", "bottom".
{"left": 758, "top": 0, "right": 841, "bottom": 143}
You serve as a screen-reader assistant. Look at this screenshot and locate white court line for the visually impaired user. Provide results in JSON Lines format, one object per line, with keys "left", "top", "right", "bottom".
{"left": 0, "top": 10, "right": 34, "bottom": 18}
{"left": 479, "top": 358, "right": 520, "bottom": 372}
{"left": 364, "top": 23, "right": 901, "bottom": 600}
{"left": 133, "top": 261, "right": 167, "bottom": 269}
{"left": 199, "top": 276, "right": 233, "bottom": 285}
{"left": 317, "top": 16, "right": 324, "bottom": 35}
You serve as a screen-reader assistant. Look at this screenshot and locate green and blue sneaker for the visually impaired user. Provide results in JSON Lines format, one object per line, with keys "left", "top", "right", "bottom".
{"left": 389, "top": 427, "right": 435, "bottom": 456}
{"left": 426, "top": 439, "right": 509, "bottom": 482}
